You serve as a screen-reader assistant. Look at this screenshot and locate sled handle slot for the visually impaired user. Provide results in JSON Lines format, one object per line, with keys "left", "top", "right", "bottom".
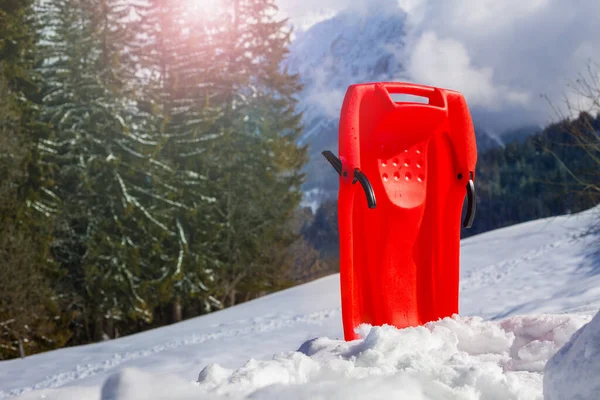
{"left": 383, "top": 82, "right": 436, "bottom": 98}
{"left": 380, "top": 82, "right": 445, "bottom": 108}
{"left": 322, "top": 150, "right": 377, "bottom": 209}
{"left": 463, "top": 175, "right": 476, "bottom": 228}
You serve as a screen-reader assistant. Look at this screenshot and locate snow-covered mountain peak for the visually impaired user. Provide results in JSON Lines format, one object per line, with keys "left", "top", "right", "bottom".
{"left": 288, "top": 5, "right": 408, "bottom": 131}
{"left": 290, "top": 1, "right": 407, "bottom": 77}
{"left": 286, "top": 7, "right": 413, "bottom": 196}
{"left": 286, "top": 7, "right": 528, "bottom": 198}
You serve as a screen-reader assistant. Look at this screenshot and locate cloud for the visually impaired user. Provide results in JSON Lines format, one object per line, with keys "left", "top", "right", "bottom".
{"left": 303, "top": 55, "right": 347, "bottom": 118}
{"left": 278, "top": 0, "right": 399, "bottom": 32}
{"left": 401, "top": 0, "right": 550, "bottom": 34}
{"left": 280, "top": 0, "right": 600, "bottom": 131}
{"left": 398, "top": 0, "right": 600, "bottom": 127}
{"left": 407, "top": 32, "right": 530, "bottom": 109}
{"left": 276, "top": 0, "right": 347, "bottom": 31}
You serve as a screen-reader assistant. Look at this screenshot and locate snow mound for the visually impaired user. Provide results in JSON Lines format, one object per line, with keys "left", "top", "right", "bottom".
{"left": 544, "top": 310, "right": 600, "bottom": 400}
{"left": 100, "top": 369, "right": 197, "bottom": 400}
{"left": 100, "top": 314, "right": 590, "bottom": 400}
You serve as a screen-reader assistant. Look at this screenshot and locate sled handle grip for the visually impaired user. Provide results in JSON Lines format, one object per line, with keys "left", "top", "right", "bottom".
{"left": 463, "top": 176, "right": 476, "bottom": 228}
{"left": 322, "top": 150, "right": 342, "bottom": 175}
{"left": 352, "top": 169, "right": 377, "bottom": 209}
{"left": 322, "top": 150, "right": 377, "bottom": 209}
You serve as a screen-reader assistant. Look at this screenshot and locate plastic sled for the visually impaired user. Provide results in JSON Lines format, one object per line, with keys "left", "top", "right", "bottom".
{"left": 323, "top": 82, "right": 477, "bottom": 341}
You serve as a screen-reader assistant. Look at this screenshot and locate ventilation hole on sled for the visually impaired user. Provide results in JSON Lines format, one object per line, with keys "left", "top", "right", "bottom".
{"left": 392, "top": 158, "right": 398, "bottom": 167}
{"left": 382, "top": 161, "right": 387, "bottom": 167}
{"left": 405, "top": 172, "right": 412, "bottom": 181}
{"left": 394, "top": 172, "right": 400, "bottom": 181}
{"left": 416, "top": 162, "right": 421, "bottom": 169}
{"left": 383, "top": 173, "right": 389, "bottom": 182}
{"left": 418, "top": 174, "right": 424, "bottom": 182}
{"left": 416, "top": 148, "right": 422, "bottom": 154}
{"left": 404, "top": 160, "right": 410, "bottom": 167}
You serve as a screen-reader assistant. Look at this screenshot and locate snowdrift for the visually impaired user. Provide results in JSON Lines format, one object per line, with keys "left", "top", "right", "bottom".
{"left": 99, "top": 314, "right": 591, "bottom": 400}
{"left": 544, "top": 311, "right": 600, "bottom": 400}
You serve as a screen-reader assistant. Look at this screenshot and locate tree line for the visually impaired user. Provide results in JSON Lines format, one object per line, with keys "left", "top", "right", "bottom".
{"left": 0, "top": 0, "right": 308, "bottom": 359}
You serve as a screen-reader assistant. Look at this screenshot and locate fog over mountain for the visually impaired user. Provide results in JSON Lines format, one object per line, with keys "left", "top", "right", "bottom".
{"left": 282, "top": 0, "right": 599, "bottom": 199}
{"left": 280, "top": 0, "right": 600, "bottom": 128}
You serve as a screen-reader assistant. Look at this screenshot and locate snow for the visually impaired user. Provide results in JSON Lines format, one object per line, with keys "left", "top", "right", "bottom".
{"left": 1, "top": 207, "right": 600, "bottom": 400}
{"left": 544, "top": 311, "right": 600, "bottom": 400}
{"left": 460, "top": 209, "right": 600, "bottom": 319}
{"left": 189, "top": 315, "right": 590, "bottom": 400}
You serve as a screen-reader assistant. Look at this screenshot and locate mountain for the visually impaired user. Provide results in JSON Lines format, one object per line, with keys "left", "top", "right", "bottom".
{"left": 1, "top": 207, "right": 599, "bottom": 399}
{"left": 287, "top": 7, "right": 539, "bottom": 203}
{"left": 287, "top": 5, "right": 409, "bottom": 201}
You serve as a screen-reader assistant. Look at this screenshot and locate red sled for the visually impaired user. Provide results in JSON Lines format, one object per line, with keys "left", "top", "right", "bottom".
{"left": 323, "top": 82, "right": 477, "bottom": 341}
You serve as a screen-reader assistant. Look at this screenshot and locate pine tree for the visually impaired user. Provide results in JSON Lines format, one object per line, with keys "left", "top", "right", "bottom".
{"left": 0, "top": 0, "right": 69, "bottom": 359}
{"left": 133, "top": 0, "right": 225, "bottom": 321}
{"left": 36, "top": 0, "right": 195, "bottom": 341}
{"left": 205, "top": 0, "right": 308, "bottom": 305}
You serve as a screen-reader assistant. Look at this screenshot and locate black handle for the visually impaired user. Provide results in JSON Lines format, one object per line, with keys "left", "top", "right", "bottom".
{"left": 463, "top": 178, "right": 476, "bottom": 228}
{"left": 322, "top": 150, "right": 376, "bottom": 209}
{"left": 352, "top": 169, "right": 377, "bottom": 209}
{"left": 322, "top": 150, "right": 342, "bottom": 175}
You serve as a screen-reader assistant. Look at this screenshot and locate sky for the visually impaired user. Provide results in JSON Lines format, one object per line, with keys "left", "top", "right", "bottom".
{"left": 277, "top": 0, "right": 600, "bottom": 130}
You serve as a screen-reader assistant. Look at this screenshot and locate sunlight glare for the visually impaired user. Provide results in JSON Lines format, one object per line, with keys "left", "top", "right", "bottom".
{"left": 185, "top": 0, "right": 222, "bottom": 18}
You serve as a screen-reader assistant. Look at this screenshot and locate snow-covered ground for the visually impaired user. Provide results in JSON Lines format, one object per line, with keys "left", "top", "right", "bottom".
{"left": 544, "top": 310, "right": 600, "bottom": 400}
{"left": 1, "top": 208, "right": 599, "bottom": 400}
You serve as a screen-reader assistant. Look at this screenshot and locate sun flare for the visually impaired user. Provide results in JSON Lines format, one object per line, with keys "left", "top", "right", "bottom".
{"left": 185, "top": 0, "right": 223, "bottom": 18}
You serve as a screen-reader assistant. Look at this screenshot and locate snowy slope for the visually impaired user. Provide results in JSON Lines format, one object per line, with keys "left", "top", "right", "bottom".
{"left": 545, "top": 311, "right": 600, "bottom": 399}
{"left": 1, "top": 207, "right": 600, "bottom": 399}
